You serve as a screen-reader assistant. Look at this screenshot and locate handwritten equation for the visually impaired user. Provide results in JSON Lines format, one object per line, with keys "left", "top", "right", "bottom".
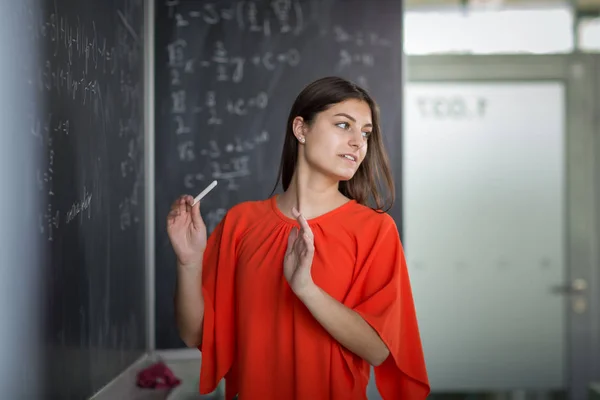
{"left": 165, "top": 0, "right": 304, "bottom": 36}
{"left": 181, "top": 130, "right": 269, "bottom": 191}
{"left": 171, "top": 90, "right": 269, "bottom": 125}
{"left": 162, "top": 0, "right": 396, "bottom": 231}
{"left": 30, "top": 2, "right": 143, "bottom": 241}
{"left": 328, "top": 25, "right": 393, "bottom": 48}
{"left": 168, "top": 39, "right": 300, "bottom": 84}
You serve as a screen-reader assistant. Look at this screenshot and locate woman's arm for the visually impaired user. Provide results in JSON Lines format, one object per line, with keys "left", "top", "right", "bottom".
{"left": 296, "top": 284, "right": 390, "bottom": 366}
{"left": 285, "top": 209, "right": 390, "bottom": 366}
{"left": 174, "top": 259, "right": 205, "bottom": 348}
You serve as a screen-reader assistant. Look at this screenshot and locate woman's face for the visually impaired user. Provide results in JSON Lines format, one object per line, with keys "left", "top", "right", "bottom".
{"left": 294, "top": 99, "right": 372, "bottom": 182}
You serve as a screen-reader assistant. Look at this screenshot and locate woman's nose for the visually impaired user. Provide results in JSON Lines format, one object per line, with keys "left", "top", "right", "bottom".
{"left": 349, "top": 134, "right": 365, "bottom": 149}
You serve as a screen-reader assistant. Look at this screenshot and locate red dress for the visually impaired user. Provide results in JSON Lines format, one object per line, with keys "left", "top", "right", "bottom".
{"left": 198, "top": 196, "right": 430, "bottom": 399}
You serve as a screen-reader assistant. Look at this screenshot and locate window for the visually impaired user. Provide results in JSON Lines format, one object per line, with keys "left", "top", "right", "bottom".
{"left": 404, "top": 5, "right": 575, "bottom": 54}
{"left": 579, "top": 16, "right": 600, "bottom": 51}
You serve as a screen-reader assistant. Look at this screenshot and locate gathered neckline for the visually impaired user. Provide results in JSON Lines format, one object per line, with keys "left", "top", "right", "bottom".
{"left": 269, "top": 194, "right": 357, "bottom": 225}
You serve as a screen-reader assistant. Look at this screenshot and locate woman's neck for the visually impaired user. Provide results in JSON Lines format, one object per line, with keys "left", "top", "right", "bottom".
{"left": 277, "top": 163, "right": 349, "bottom": 220}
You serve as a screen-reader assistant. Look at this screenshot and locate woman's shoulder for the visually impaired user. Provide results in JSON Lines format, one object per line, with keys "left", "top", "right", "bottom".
{"left": 330, "top": 202, "right": 402, "bottom": 260}
{"left": 342, "top": 201, "right": 398, "bottom": 232}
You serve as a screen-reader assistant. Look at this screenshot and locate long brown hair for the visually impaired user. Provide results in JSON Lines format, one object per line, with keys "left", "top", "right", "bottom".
{"left": 271, "top": 76, "right": 395, "bottom": 213}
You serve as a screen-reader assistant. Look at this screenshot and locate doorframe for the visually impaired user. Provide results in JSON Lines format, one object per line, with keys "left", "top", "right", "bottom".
{"left": 405, "top": 54, "right": 600, "bottom": 400}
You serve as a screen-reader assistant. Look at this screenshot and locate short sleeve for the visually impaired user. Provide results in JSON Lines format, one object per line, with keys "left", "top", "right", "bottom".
{"left": 198, "top": 211, "right": 239, "bottom": 399}
{"left": 348, "top": 216, "right": 430, "bottom": 399}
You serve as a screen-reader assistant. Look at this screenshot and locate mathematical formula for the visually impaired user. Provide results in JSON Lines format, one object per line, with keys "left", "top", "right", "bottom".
{"left": 165, "top": 0, "right": 304, "bottom": 36}
{"left": 30, "top": 2, "right": 143, "bottom": 241}
{"left": 168, "top": 39, "right": 301, "bottom": 84}
{"left": 181, "top": 130, "right": 269, "bottom": 191}
{"left": 170, "top": 90, "right": 269, "bottom": 126}
{"left": 327, "top": 25, "right": 393, "bottom": 48}
{"left": 162, "top": 0, "right": 395, "bottom": 232}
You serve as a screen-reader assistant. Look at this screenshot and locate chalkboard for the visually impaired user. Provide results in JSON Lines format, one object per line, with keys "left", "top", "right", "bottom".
{"left": 155, "top": 0, "right": 404, "bottom": 349}
{"left": 3, "top": 0, "right": 146, "bottom": 398}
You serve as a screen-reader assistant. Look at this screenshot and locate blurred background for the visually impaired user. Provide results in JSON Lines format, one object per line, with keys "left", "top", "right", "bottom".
{"left": 0, "top": 0, "right": 598, "bottom": 399}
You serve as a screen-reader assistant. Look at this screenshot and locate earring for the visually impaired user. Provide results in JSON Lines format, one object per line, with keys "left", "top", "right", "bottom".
{"left": 299, "top": 137, "right": 305, "bottom": 143}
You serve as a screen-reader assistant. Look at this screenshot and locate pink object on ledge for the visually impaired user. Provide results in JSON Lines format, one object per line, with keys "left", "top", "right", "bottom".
{"left": 136, "top": 361, "right": 181, "bottom": 389}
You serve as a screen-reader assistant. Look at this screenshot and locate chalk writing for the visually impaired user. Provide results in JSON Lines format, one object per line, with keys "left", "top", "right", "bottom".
{"left": 210, "top": 155, "right": 251, "bottom": 191}
{"left": 167, "top": 0, "right": 304, "bottom": 36}
{"left": 119, "top": 174, "right": 142, "bottom": 231}
{"left": 250, "top": 48, "right": 300, "bottom": 70}
{"left": 167, "top": 39, "right": 186, "bottom": 67}
{"left": 120, "top": 137, "right": 140, "bottom": 178}
{"left": 178, "top": 140, "right": 195, "bottom": 162}
{"left": 40, "top": 205, "right": 60, "bottom": 242}
{"left": 226, "top": 91, "right": 268, "bottom": 115}
{"left": 166, "top": 42, "right": 301, "bottom": 84}
{"left": 338, "top": 49, "right": 375, "bottom": 69}
{"left": 174, "top": 115, "right": 191, "bottom": 135}
{"left": 199, "top": 140, "right": 222, "bottom": 159}
{"left": 119, "top": 197, "right": 132, "bottom": 230}
{"left": 205, "top": 91, "right": 222, "bottom": 125}
{"left": 356, "top": 76, "right": 369, "bottom": 89}
{"left": 35, "top": 116, "right": 74, "bottom": 241}
{"left": 223, "top": 130, "right": 269, "bottom": 153}
{"left": 183, "top": 172, "right": 205, "bottom": 189}
{"left": 18, "top": 1, "right": 147, "bottom": 397}
{"left": 65, "top": 186, "right": 93, "bottom": 224}
{"left": 30, "top": 0, "right": 143, "bottom": 241}
{"left": 206, "top": 208, "right": 227, "bottom": 234}
{"left": 38, "top": 131, "right": 58, "bottom": 241}
{"left": 119, "top": 116, "right": 139, "bottom": 138}
{"left": 172, "top": 90, "right": 270, "bottom": 121}
{"left": 211, "top": 155, "right": 251, "bottom": 180}
{"left": 161, "top": 0, "right": 396, "bottom": 237}
{"left": 329, "top": 25, "right": 393, "bottom": 48}
{"left": 116, "top": 1, "right": 145, "bottom": 233}
{"left": 181, "top": 131, "right": 270, "bottom": 190}
{"left": 171, "top": 89, "right": 187, "bottom": 114}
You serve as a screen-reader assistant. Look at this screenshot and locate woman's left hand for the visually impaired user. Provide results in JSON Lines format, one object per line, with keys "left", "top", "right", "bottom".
{"left": 284, "top": 207, "right": 316, "bottom": 296}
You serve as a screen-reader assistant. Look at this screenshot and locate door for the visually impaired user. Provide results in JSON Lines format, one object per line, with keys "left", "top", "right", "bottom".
{"left": 401, "top": 55, "right": 599, "bottom": 400}
{"left": 405, "top": 81, "right": 566, "bottom": 390}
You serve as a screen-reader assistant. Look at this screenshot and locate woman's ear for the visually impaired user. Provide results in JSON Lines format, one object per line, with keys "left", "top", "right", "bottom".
{"left": 292, "top": 116, "right": 306, "bottom": 143}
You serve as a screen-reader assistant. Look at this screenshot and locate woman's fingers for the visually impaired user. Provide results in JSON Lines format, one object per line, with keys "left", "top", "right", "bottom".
{"left": 168, "top": 195, "right": 193, "bottom": 224}
{"left": 190, "top": 201, "right": 202, "bottom": 228}
{"left": 286, "top": 227, "right": 298, "bottom": 255}
{"left": 286, "top": 227, "right": 299, "bottom": 259}
{"left": 170, "top": 196, "right": 183, "bottom": 212}
{"left": 302, "top": 232, "right": 314, "bottom": 253}
{"left": 292, "top": 207, "right": 313, "bottom": 240}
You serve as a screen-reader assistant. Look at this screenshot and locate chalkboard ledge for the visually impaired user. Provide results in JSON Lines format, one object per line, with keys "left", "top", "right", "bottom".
{"left": 89, "top": 349, "right": 222, "bottom": 400}
{"left": 155, "top": 349, "right": 226, "bottom": 399}
{"left": 90, "top": 353, "right": 173, "bottom": 400}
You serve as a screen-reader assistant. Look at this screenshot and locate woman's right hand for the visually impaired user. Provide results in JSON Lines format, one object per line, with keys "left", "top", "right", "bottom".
{"left": 167, "top": 195, "right": 207, "bottom": 267}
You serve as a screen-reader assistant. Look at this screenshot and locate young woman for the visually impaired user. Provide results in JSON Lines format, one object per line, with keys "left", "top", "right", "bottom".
{"left": 167, "top": 76, "right": 430, "bottom": 399}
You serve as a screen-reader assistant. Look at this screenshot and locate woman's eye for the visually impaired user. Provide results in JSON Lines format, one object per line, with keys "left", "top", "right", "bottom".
{"left": 336, "top": 122, "right": 371, "bottom": 139}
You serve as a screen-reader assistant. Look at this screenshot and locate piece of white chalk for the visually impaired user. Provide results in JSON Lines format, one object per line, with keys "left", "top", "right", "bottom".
{"left": 192, "top": 180, "right": 218, "bottom": 205}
